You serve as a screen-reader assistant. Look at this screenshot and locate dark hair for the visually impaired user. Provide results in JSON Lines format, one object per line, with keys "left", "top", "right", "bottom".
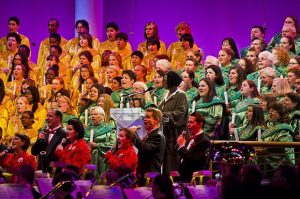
{"left": 101, "top": 50, "right": 112, "bottom": 67}
{"left": 239, "top": 58, "right": 255, "bottom": 75}
{"left": 51, "top": 108, "right": 63, "bottom": 122}
{"left": 251, "top": 37, "right": 267, "bottom": 52}
{"left": 146, "top": 108, "right": 162, "bottom": 123}
{"left": 166, "top": 71, "right": 182, "bottom": 88}
{"left": 144, "top": 21, "right": 159, "bottom": 39}
{"left": 50, "top": 45, "right": 62, "bottom": 55}
{"left": 15, "top": 133, "right": 30, "bottom": 151}
{"left": 106, "top": 22, "right": 119, "bottom": 31}
{"left": 249, "top": 105, "right": 265, "bottom": 126}
{"left": 112, "top": 76, "right": 122, "bottom": 86}
{"left": 76, "top": 20, "right": 89, "bottom": 32}
{"left": 47, "top": 65, "right": 59, "bottom": 77}
{"left": 50, "top": 33, "right": 61, "bottom": 44}
{"left": 115, "top": 32, "right": 128, "bottom": 41}
{"left": 252, "top": 25, "right": 266, "bottom": 36}
{"left": 0, "top": 79, "right": 5, "bottom": 104}
{"left": 180, "top": 33, "right": 194, "bottom": 48}
{"left": 222, "top": 37, "right": 240, "bottom": 59}
{"left": 286, "top": 92, "right": 300, "bottom": 110}
{"left": 8, "top": 63, "right": 29, "bottom": 82}
{"left": 269, "top": 102, "right": 290, "bottom": 123}
{"left": 90, "top": 84, "right": 105, "bottom": 100}
{"left": 49, "top": 18, "right": 60, "bottom": 27}
{"left": 206, "top": 65, "right": 225, "bottom": 86}
{"left": 67, "top": 119, "right": 85, "bottom": 139}
{"left": 9, "top": 16, "right": 20, "bottom": 25}
{"left": 285, "top": 16, "right": 300, "bottom": 36}
{"left": 22, "top": 86, "right": 40, "bottom": 113}
{"left": 190, "top": 111, "right": 206, "bottom": 127}
{"left": 22, "top": 110, "right": 34, "bottom": 119}
{"left": 228, "top": 65, "right": 246, "bottom": 91}
{"left": 18, "top": 44, "right": 31, "bottom": 58}
{"left": 131, "top": 50, "right": 144, "bottom": 59}
{"left": 153, "top": 175, "right": 175, "bottom": 199}
{"left": 198, "top": 78, "right": 217, "bottom": 103}
{"left": 6, "top": 32, "right": 21, "bottom": 44}
{"left": 79, "top": 50, "right": 93, "bottom": 63}
{"left": 183, "top": 69, "right": 198, "bottom": 88}
{"left": 155, "top": 54, "right": 170, "bottom": 62}
{"left": 261, "top": 93, "right": 277, "bottom": 111}
{"left": 79, "top": 64, "right": 95, "bottom": 89}
{"left": 47, "top": 54, "right": 59, "bottom": 62}
{"left": 146, "top": 36, "right": 161, "bottom": 51}
{"left": 244, "top": 80, "right": 260, "bottom": 98}
{"left": 122, "top": 70, "right": 136, "bottom": 82}
{"left": 79, "top": 33, "right": 93, "bottom": 48}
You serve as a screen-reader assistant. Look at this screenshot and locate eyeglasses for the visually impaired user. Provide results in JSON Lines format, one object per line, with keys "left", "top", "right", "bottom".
{"left": 289, "top": 62, "right": 298, "bottom": 65}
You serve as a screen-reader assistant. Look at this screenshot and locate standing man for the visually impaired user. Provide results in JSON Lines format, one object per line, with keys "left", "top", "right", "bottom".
{"left": 31, "top": 109, "right": 66, "bottom": 172}
{"left": 132, "top": 108, "right": 166, "bottom": 185}
{"left": 177, "top": 111, "right": 210, "bottom": 181}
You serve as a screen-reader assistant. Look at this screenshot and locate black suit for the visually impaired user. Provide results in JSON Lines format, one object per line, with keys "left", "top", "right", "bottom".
{"left": 133, "top": 128, "right": 166, "bottom": 185}
{"left": 31, "top": 127, "right": 66, "bottom": 171}
{"left": 178, "top": 132, "right": 210, "bottom": 181}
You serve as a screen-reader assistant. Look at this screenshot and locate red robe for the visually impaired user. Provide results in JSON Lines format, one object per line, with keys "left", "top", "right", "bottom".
{"left": 0, "top": 151, "right": 37, "bottom": 174}
{"left": 105, "top": 145, "right": 137, "bottom": 172}
{"left": 55, "top": 139, "right": 91, "bottom": 173}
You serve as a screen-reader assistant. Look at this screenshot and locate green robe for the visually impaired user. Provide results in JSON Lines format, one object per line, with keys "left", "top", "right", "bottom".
{"left": 111, "top": 90, "right": 121, "bottom": 108}
{"left": 79, "top": 102, "right": 97, "bottom": 125}
{"left": 111, "top": 88, "right": 132, "bottom": 108}
{"left": 224, "top": 86, "right": 242, "bottom": 109}
{"left": 215, "top": 84, "right": 226, "bottom": 99}
{"left": 236, "top": 123, "right": 265, "bottom": 141}
{"left": 62, "top": 113, "right": 77, "bottom": 128}
{"left": 195, "top": 97, "right": 224, "bottom": 135}
{"left": 260, "top": 122, "right": 295, "bottom": 169}
{"left": 232, "top": 97, "right": 260, "bottom": 127}
{"left": 289, "top": 110, "right": 300, "bottom": 136}
{"left": 186, "top": 87, "right": 198, "bottom": 109}
{"left": 152, "top": 87, "right": 167, "bottom": 106}
{"left": 84, "top": 122, "right": 116, "bottom": 176}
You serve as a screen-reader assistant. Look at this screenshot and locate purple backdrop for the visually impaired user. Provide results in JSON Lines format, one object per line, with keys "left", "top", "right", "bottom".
{"left": 1, "top": 0, "right": 300, "bottom": 62}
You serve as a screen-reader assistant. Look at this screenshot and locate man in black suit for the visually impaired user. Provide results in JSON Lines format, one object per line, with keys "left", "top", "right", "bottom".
{"left": 177, "top": 111, "right": 210, "bottom": 181}
{"left": 132, "top": 108, "right": 166, "bottom": 186}
{"left": 31, "top": 109, "right": 66, "bottom": 172}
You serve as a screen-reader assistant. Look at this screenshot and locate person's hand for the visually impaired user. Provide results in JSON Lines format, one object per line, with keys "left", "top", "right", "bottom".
{"left": 38, "top": 133, "right": 46, "bottom": 140}
{"left": 295, "top": 135, "right": 300, "bottom": 141}
{"left": 177, "top": 134, "right": 186, "bottom": 148}
{"left": 228, "top": 122, "right": 235, "bottom": 134}
{"left": 88, "top": 141, "right": 98, "bottom": 148}
{"left": 56, "top": 144, "right": 63, "bottom": 151}
{"left": 129, "top": 126, "right": 141, "bottom": 132}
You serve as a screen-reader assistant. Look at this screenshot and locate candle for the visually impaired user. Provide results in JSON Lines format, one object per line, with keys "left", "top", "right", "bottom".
{"left": 154, "top": 96, "right": 157, "bottom": 106}
{"left": 257, "top": 129, "right": 262, "bottom": 141}
{"left": 13, "top": 82, "right": 16, "bottom": 95}
{"left": 90, "top": 129, "right": 94, "bottom": 142}
{"left": 126, "top": 102, "right": 130, "bottom": 108}
{"left": 120, "top": 96, "right": 124, "bottom": 108}
{"left": 192, "top": 100, "right": 196, "bottom": 113}
{"left": 232, "top": 113, "right": 236, "bottom": 124}
{"left": 81, "top": 84, "right": 84, "bottom": 95}
{"left": 44, "top": 88, "right": 47, "bottom": 99}
{"left": 257, "top": 77, "right": 261, "bottom": 93}
{"left": 234, "top": 130, "right": 239, "bottom": 141}
{"left": 85, "top": 109, "right": 88, "bottom": 125}
{"left": 12, "top": 74, "right": 14, "bottom": 82}
{"left": 43, "top": 75, "right": 46, "bottom": 86}
{"left": 224, "top": 91, "right": 228, "bottom": 104}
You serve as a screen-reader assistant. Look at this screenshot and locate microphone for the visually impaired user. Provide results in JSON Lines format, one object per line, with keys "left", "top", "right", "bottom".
{"left": 122, "top": 87, "right": 155, "bottom": 97}
{"left": 0, "top": 147, "right": 14, "bottom": 158}
{"left": 60, "top": 138, "right": 67, "bottom": 147}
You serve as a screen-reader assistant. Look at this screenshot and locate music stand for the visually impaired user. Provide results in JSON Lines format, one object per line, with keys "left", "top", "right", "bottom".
{"left": 110, "top": 108, "right": 146, "bottom": 138}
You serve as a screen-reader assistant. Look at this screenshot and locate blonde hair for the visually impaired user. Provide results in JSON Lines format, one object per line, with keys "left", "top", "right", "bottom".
{"left": 272, "top": 78, "right": 291, "bottom": 97}
{"left": 98, "top": 94, "right": 114, "bottom": 123}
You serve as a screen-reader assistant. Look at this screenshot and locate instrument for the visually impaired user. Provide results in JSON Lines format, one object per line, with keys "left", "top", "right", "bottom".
{"left": 40, "top": 151, "right": 47, "bottom": 173}
{"left": 41, "top": 180, "right": 76, "bottom": 199}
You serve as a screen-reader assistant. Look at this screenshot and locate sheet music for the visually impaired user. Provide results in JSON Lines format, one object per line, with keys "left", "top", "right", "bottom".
{"left": 0, "top": 184, "right": 34, "bottom": 199}
{"left": 36, "top": 178, "right": 53, "bottom": 196}
{"left": 187, "top": 185, "right": 219, "bottom": 199}
{"left": 123, "top": 187, "right": 153, "bottom": 199}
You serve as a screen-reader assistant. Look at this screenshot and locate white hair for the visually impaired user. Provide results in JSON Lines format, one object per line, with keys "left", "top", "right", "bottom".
{"left": 260, "top": 67, "right": 276, "bottom": 78}
{"left": 204, "top": 55, "right": 219, "bottom": 66}
{"left": 258, "top": 51, "right": 275, "bottom": 65}
{"left": 156, "top": 59, "right": 171, "bottom": 72}
{"left": 133, "top": 81, "right": 148, "bottom": 91}
{"left": 90, "top": 106, "right": 105, "bottom": 117}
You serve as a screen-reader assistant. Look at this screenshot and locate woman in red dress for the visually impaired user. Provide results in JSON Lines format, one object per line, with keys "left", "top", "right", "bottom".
{"left": 55, "top": 118, "right": 91, "bottom": 174}
{"left": 105, "top": 128, "right": 137, "bottom": 173}
{"left": 0, "top": 133, "right": 37, "bottom": 175}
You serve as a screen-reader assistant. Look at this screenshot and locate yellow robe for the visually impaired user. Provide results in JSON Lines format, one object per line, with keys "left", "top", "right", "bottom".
{"left": 37, "top": 36, "right": 68, "bottom": 68}
{"left": 5, "top": 79, "right": 23, "bottom": 99}
{"left": 0, "top": 33, "right": 30, "bottom": 53}
{"left": 99, "top": 40, "right": 132, "bottom": 55}
{"left": 5, "top": 114, "right": 23, "bottom": 142}
{"left": 167, "top": 41, "right": 198, "bottom": 71}
{"left": 65, "top": 36, "right": 100, "bottom": 54}
{"left": 113, "top": 48, "right": 132, "bottom": 70}
{"left": 0, "top": 50, "right": 17, "bottom": 73}
{"left": 137, "top": 40, "right": 167, "bottom": 56}
{"left": 142, "top": 53, "right": 157, "bottom": 82}
{"left": 69, "top": 47, "right": 101, "bottom": 74}
{"left": 0, "top": 104, "right": 8, "bottom": 137}
{"left": 31, "top": 103, "right": 47, "bottom": 132}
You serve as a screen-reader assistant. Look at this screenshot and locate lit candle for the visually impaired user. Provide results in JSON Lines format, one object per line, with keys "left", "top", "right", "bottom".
{"left": 13, "top": 82, "right": 16, "bottom": 95}
{"left": 257, "top": 77, "right": 261, "bottom": 93}
{"left": 192, "top": 100, "right": 196, "bottom": 113}
{"left": 44, "top": 88, "right": 47, "bottom": 99}
{"left": 231, "top": 113, "right": 236, "bottom": 124}
{"left": 85, "top": 109, "right": 88, "bottom": 125}
{"left": 43, "top": 75, "right": 46, "bottom": 86}
{"left": 90, "top": 129, "right": 94, "bottom": 142}
{"left": 154, "top": 96, "right": 157, "bottom": 106}
{"left": 126, "top": 102, "right": 130, "bottom": 108}
{"left": 120, "top": 96, "right": 124, "bottom": 108}
{"left": 81, "top": 84, "right": 84, "bottom": 95}
{"left": 12, "top": 74, "right": 14, "bottom": 82}
{"left": 224, "top": 91, "right": 228, "bottom": 104}
{"left": 257, "top": 129, "right": 262, "bottom": 141}
{"left": 234, "top": 130, "right": 239, "bottom": 141}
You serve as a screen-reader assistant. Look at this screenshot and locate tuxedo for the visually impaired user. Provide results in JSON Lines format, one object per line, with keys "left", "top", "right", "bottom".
{"left": 133, "top": 128, "right": 166, "bottom": 185}
{"left": 178, "top": 132, "right": 210, "bottom": 181}
{"left": 31, "top": 127, "right": 66, "bottom": 171}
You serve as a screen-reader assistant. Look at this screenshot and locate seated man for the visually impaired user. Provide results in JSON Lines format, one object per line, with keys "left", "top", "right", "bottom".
{"left": 176, "top": 111, "right": 210, "bottom": 181}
